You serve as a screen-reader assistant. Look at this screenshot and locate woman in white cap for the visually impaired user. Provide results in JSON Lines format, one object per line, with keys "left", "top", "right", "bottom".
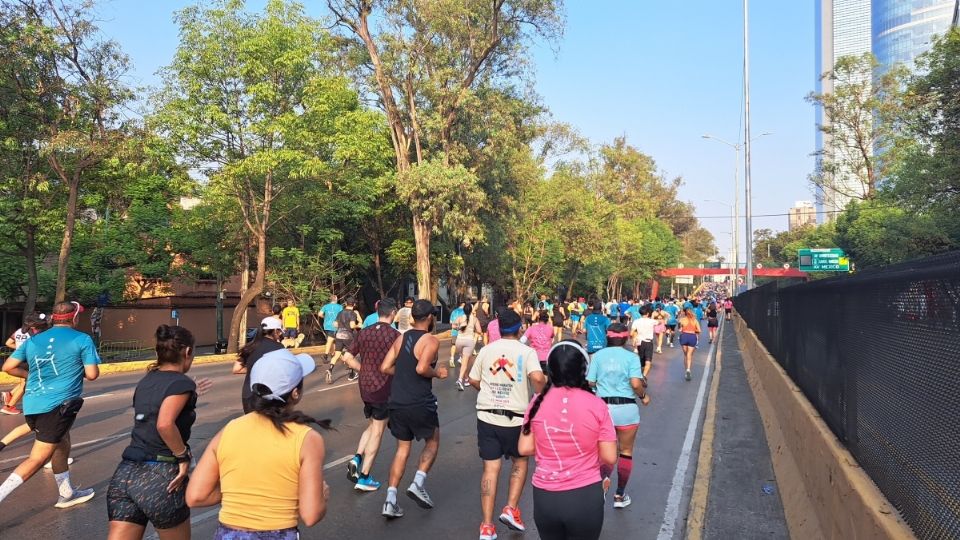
{"left": 187, "top": 349, "right": 332, "bottom": 539}
{"left": 232, "top": 317, "right": 285, "bottom": 413}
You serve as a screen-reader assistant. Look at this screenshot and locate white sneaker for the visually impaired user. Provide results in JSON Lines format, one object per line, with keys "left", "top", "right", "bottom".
{"left": 613, "top": 494, "right": 632, "bottom": 508}
{"left": 44, "top": 458, "right": 75, "bottom": 469}
{"left": 55, "top": 487, "right": 94, "bottom": 508}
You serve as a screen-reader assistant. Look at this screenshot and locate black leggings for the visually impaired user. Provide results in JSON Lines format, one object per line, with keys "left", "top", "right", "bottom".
{"left": 533, "top": 482, "right": 604, "bottom": 540}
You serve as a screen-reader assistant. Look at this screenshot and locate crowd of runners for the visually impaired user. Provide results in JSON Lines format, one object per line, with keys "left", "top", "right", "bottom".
{"left": 0, "top": 289, "right": 733, "bottom": 540}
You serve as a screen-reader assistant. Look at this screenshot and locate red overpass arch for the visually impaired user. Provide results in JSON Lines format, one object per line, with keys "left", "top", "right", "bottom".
{"left": 659, "top": 267, "right": 809, "bottom": 278}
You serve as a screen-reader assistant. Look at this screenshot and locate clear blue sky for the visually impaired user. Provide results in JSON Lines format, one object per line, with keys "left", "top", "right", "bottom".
{"left": 95, "top": 0, "right": 816, "bottom": 262}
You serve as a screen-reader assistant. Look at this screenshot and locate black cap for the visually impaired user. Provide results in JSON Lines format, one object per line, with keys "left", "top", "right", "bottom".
{"left": 498, "top": 309, "right": 522, "bottom": 330}
{"left": 412, "top": 299, "right": 435, "bottom": 320}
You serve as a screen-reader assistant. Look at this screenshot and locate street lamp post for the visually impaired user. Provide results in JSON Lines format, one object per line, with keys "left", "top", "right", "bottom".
{"left": 702, "top": 131, "right": 771, "bottom": 295}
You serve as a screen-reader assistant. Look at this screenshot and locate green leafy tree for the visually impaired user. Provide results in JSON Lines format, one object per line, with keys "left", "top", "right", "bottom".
{"left": 155, "top": 0, "right": 367, "bottom": 352}
{"left": 808, "top": 53, "right": 907, "bottom": 203}
{"left": 1, "top": 0, "right": 132, "bottom": 304}
{"left": 834, "top": 200, "right": 951, "bottom": 268}
{"left": 327, "top": 0, "right": 563, "bottom": 299}
{"left": 890, "top": 28, "right": 960, "bottom": 245}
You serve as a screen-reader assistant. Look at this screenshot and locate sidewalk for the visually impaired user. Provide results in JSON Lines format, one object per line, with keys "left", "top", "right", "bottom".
{"left": 701, "top": 322, "right": 790, "bottom": 539}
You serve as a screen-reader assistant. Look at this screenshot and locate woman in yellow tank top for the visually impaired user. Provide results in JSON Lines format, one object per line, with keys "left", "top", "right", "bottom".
{"left": 187, "top": 349, "right": 332, "bottom": 539}
{"left": 678, "top": 308, "right": 701, "bottom": 382}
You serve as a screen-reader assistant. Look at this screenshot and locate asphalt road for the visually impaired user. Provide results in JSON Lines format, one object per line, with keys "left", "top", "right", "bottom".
{"left": 0, "top": 326, "right": 715, "bottom": 539}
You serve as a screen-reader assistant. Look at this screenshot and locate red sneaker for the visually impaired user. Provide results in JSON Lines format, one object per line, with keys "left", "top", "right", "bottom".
{"left": 498, "top": 505, "right": 525, "bottom": 532}
{"left": 479, "top": 523, "right": 498, "bottom": 540}
{"left": 1, "top": 405, "right": 21, "bottom": 415}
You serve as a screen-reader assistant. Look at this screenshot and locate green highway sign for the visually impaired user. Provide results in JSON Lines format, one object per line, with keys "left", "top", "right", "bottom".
{"left": 798, "top": 248, "right": 850, "bottom": 272}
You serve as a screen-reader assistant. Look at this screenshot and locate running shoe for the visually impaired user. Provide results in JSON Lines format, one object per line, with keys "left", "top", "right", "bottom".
{"left": 669, "top": 342, "right": 674, "bottom": 348}
{"left": 44, "top": 458, "right": 74, "bottom": 469}
{"left": 355, "top": 475, "right": 382, "bottom": 492}
{"left": 449, "top": 359, "right": 456, "bottom": 368}
{"left": 406, "top": 482, "right": 435, "bottom": 508}
{"left": 0, "top": 390, "right": 9, "bottom": 406}
{"left": 0, "top": 405, "right": 21, "bottom": 415}
{"left": 499, "top": 506, "right": 525, "bottom": 531}
{"left": 456, "top": 378, "right": 465, "bottom": 391}
{"left": 54, "top": 487, "right": 95, "bottom": 509}
{"left": 685, "top": 370, "right": 692, "bottom": 381}
{"left": 479, "top": 523, "right": 498, "bottom": 540}
{"left": 656, "top": 347, "right": 662, "bottom": 354}
{"left": 347, "top": 455, "right": 362, "bottom": 482}
{"left": 347, "top": 369, "right": 359, "bottom": 382}
{"left": 325, "top": 368, "right": 333, "bottom": 384}
{"left": 613, "top": 494, "right": 632, "bottom": 509}
{"left": 382, "top": 500, "right": 405, "bottom": 519}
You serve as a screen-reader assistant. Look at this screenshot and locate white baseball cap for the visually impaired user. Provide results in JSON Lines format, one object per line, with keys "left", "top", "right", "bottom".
{"left": 261, "top": 317, "right": 283, "bottom": 331}
{"left": 249, "top": 349, "right": 316, "bottom": 402}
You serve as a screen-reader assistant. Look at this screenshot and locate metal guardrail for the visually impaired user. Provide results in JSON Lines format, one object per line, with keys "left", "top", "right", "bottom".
{"left": 97, "top": 340, "right": 153, "bottom": 363}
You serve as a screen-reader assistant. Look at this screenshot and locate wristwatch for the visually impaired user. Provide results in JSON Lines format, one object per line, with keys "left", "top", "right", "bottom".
{"left": 174, "top": 446, "right": 193, "bottom": 464}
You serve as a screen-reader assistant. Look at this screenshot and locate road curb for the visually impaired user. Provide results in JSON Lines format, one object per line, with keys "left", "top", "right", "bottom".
{"left": 684, "top": 321, "right": 724, "bottom": 539}
{"left": 0, "top": 344, "right": 330, "bottom": 385}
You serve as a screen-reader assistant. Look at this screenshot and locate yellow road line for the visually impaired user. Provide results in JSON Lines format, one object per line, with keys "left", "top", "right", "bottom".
{"left": 684, "top": 321, "right": 724, "bottom": 540}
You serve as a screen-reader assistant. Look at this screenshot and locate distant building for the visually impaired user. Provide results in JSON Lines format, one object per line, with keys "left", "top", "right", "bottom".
{"left": 814, "top": 0, "right": 953, "bottom": 221}
{"left": 788, "top": 201, "right": 817, "bottom": 231}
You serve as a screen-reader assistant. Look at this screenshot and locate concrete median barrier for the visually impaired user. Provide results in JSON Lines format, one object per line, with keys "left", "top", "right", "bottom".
{"left": 733, "top": 314, "right": 915, "bottom": 540}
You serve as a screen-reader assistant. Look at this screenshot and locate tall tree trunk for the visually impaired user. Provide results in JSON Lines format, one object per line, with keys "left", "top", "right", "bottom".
{"left": 23, "top": 226, "right": 38, "bottom": 314}
{"left": 227, "top": 244, "right": 250, "bottom": 353}
{"left": 55, "top": 178, "right": 79, "bottom": 303}
{"left": 228, "top": 235, "right": 265, "bottom": 353}
{"left": 565, "top": 263, "right": 580, "bottom": 300}
{"left": 413, "top": 215, "right": 431, "bottom": 300}
{"left": 373, "top": 251, "right": 385, "bottom": 297}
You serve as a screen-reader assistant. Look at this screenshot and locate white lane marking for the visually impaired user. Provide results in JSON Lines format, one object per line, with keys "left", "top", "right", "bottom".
{"left": 656, "top": 325, "right": 719, "bottom": 540}
{"left": 146, "top": 453, "right": 356, "bottom": 539}
{"left": 0, "top": 432, "right": 130, "bottom": 465}
{"left": 311, "top": 380, "right": 357, "bottom": 393}
{"left": 82, "top": 393, "right": 114, "bottom": 400}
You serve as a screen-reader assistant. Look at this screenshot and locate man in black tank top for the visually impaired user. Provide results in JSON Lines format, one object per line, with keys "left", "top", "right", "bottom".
{"left": 380, "top": 300, "right": 447, "bottom": 519}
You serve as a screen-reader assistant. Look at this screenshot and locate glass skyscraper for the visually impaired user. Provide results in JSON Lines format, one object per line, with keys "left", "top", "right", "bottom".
{"left": 815, "top": 0, "right": 954, "bottom": 220}
{"left": 873, "top": 0, "right": 954, "bottom": 70}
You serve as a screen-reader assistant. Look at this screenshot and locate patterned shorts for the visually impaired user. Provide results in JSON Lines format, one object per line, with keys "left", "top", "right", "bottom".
{"left": 107, "top": 460, "right": 189, "bottom": 529}
{"left": 215, "top": 524, "right": 300, "bottom": 539}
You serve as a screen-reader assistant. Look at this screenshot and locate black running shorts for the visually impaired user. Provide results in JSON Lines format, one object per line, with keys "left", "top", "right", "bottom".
{"left": 363, "top": 401, "right": 389, "bottom": 421}
{"left": 107, "top": 460, "right": 189, "bottom": 529}
{"left": 25, "top": 404, "right": 82, "bottom": 444}
{"left": 477, "top": 418, "right": 521, "bottom": 460}
{"left": 388, "top": 405, "right": 439, "bottom": 441}
{"left": 637, "top": 341, "right": 654, "bottom": 369}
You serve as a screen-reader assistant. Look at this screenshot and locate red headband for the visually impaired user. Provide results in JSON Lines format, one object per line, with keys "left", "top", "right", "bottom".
{"left": 606, "top": 331, "right": 630, "bottom": 338}
{"left": 52, "top": 302, "right": 83, "bottom": 323}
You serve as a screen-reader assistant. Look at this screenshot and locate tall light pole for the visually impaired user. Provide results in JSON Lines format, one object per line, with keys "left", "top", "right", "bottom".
{"left": 702, "top": 132, "right": 771, "bottom": 295}
{"left": 743, "top": 0, "right": 755, "bottom": 290}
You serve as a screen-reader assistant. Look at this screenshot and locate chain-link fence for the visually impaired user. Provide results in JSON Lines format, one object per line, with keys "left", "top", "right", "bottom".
{"left": 735, "top": 251, "right": 960, "bottom": 540}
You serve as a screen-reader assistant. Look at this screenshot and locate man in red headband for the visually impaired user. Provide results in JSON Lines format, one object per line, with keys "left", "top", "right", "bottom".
{"left": 0, "top": 301, "right": 100, "bottom": 508}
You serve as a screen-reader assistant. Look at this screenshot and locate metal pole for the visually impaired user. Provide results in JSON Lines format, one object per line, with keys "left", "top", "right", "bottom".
{"left": 733, "top": 144, "right": 740, "bottom": 294}
{"left": 743, "top": 0, "right": 754, "bottom": 290}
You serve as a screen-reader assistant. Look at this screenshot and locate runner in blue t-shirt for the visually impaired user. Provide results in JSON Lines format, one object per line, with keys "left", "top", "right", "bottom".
{"left": 448, "top": 302, "right": 465, "bottom": 367}
{"left": 626, "top": 302, "right": 642, "bottom": 324}
{"left": 663, "top": 301, "right": 681, "bottom": 347}
{"left": 0, "top": 301, "right": 100, "bottom": 508}
{"left": 584, "top": 303, "right": 612, "bottom": 353}
{"left": 319, "top": 295, "right": 343, "bottom": 361}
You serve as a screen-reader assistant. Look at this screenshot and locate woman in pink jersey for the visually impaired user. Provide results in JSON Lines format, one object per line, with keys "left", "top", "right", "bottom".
{"left": 519, "top": 340, "right": 617, "bottom": 540}
{"left": 520, "top": 310, "right": 554, "bottom": 373}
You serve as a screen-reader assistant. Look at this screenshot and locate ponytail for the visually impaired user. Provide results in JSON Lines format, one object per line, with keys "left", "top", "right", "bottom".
{"left": 249, "top": 382, "right": 334, "bottom": 434}
{"left": 152, "top": 325, "right": 194, "bottom": 371}
{"left": 522, "top": 380, "right": 552, "bottom": 435}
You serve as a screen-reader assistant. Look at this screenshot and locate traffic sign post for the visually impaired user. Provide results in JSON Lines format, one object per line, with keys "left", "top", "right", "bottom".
{"left": 798, "top": 248, "right": 850, "bottom": 272}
